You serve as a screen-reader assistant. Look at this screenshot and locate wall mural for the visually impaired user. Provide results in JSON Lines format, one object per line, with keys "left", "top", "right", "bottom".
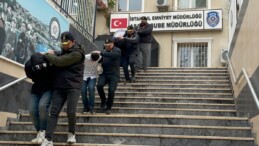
{"left": 0, "top": 0, "right": 69, "bottom": 64}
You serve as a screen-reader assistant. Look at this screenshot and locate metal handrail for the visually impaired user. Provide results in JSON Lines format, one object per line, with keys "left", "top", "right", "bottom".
{"left": 227, "top": 54, "right": 259, "bottom": 110}
{"left": 0, "top": 76, "right": 27, "bottom": 92}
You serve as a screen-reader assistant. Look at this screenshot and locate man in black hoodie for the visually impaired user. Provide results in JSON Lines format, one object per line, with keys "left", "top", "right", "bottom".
{"left": 41, "top": 32, "right": 85, "bottom": 146}
{"left": 136, "top": 16, "right": 153, "bottom": 71}
{"left": 24, "top": 53, "right": 53, "bottom": 144}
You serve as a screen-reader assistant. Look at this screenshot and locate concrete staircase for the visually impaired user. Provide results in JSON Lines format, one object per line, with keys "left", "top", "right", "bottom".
{"left": 0, "top": 67, "right": 256, "bottom": 146}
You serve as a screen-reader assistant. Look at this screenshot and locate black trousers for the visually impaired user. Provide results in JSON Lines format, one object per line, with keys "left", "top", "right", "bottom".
{"left": 45, "top": 88, "right": 80, "bottom": 141}
{"left": 97, "top": 74, "right": 119, "bottom": 109}
{"left": 122, "top": 53, "right": 137, "bottom": 81}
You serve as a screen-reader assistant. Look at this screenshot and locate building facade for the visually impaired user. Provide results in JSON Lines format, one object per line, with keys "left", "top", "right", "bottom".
{"left": 95, "top": 0, "right": 231, "bottom": 67}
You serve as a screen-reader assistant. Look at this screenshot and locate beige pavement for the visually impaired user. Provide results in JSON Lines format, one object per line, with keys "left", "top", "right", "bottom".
{"left": 0, "top": 112, "right": 17, "bottom": 127}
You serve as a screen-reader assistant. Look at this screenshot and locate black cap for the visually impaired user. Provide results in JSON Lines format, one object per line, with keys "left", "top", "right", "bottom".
{"left": 140, "top": 16, "right": 147, "bottom": 20}
{"left": 127, "top": 25, "right": 134, "bottom": 30}
{"left": 104, "top": 38, "right": 114, "bottom": 44}
{"left": 60, "top": 31, "right": 74, "bottom": 44}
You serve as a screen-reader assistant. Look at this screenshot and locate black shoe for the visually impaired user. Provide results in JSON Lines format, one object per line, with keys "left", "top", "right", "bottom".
{"left": 82, "top": 107, "right": 90, "bottom": 114}
{"left": 136, "top": 68, "right": 141, "bottom": 72}
{"left": 105, "top": 108, "right": 111, "bottom": 114}
{"left": 124, "top": 80, "right": 131, "bottom": 84}
{"left": 89, "top": 108, "right": 95, "bottom": 115}
{"left": 100, "top": 105, "right": 106, "bottom": 113}
{"left": 131, "top": 77, "right": 135, "bottom": 82}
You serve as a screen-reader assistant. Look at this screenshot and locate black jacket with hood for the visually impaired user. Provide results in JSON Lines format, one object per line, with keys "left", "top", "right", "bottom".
{"left": 24, "top": 53, "right": 54, "bottom": 95}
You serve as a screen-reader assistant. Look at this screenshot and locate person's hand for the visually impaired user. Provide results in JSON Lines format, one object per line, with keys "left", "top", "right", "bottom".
{"left": 48, "top": 49, "right": 55, "bottom": 54}
{"left": 92, "top": 50, "right": 100, "bottom": 54}
{"left": 118, "top": 36, "right": 124, "bottom": 40}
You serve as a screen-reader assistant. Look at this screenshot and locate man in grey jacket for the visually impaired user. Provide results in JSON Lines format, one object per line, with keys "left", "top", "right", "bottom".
{"left": 136, "top": 16, "right": 153, "bottom": 71}
{"left": 116, "top": 25, "right": 139, "bottom": 83}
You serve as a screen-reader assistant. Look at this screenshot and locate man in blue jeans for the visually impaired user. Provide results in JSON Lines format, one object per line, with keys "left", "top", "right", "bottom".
{"left": 81, "top": 51, "right": 102, "bottom": 114}
{"left": 96, "top": 38, "right": 121, "bottom": 114}
{"left": 24, "top": 53, "right": 53, "bottom": 144}
{"left": 41, "top": 32, "right": 85, "bottom": 146}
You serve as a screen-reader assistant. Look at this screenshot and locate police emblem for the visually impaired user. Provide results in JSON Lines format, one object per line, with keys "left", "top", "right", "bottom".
{"left": 206, "top": 11, "right": 219, "bottom": 27}
{"left": 49, "top": 17, "right": 60, "bottom": 42}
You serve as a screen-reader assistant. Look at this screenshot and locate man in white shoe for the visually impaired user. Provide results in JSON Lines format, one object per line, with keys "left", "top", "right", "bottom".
{"left": 24, "top": 53, "right": 53, "bottom": 144}
{"left": 41, "top": 32, "right": 85, "bottom": 146}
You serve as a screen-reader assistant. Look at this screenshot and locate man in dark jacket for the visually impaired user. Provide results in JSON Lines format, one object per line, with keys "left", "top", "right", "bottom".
{"left": 41, "top": 32, "right": 85, "bottom": 146}
{"left": 24, "top": 53, "right": 53, "bottom": 144}
{"left": 96, "top": 38, "right": 121, "bottom": 114}
{"left": 117, "top": 25, "right": 139, "bottom": 83}
{"left": 0, "top": 18, "right": 6, "bottom": 55}
{"left": 136, "top": 16, "right": 153, "bottom": 71}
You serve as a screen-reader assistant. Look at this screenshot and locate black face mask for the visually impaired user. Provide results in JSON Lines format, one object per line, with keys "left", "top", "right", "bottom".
{"left": 140, "top": 22, "right": 147, "bottom": 27}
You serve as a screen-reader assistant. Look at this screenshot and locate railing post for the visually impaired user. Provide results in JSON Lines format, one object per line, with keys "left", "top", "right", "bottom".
{"left": 242, "top": 68, "right": 259, "bottom": 110}
{"left": 227, "top": 52, "right": 259, "bottom": 111}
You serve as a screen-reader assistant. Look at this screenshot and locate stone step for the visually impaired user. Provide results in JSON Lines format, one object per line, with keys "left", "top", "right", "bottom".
{"left": 127, "top": 71, "right": 229, "bottom": 74}
{"left": 103, "top": 92, "right": 233, "bottom": 98}
{"left": 78, "top": 101, "right": 236, "bottom": 110}
{"left": 0, "top": 140, "right": 148, "bottom": 146}
{"left": 133, "top": 73, "right": 229, "bottom": 77}
{"left": 127, "top": 76, "right": 229, "bottom": 80}
{"left": 9, "top": 122, "right": 252, "bottom": 137}
{"left": 118, "top": 79, "right": 230, "bottom": 84}
{"left": 72, "top": 107, "right": 236, "bottom": 116}
{"left": 90, "top": 97, "right": 234, "bottom": 104}
{"left": 101, "top": 88, "right": 232, "bottom": 93}
{"left": 19, "top": 114, "right": 250, "bottom": 127}
{"left": 122, "top": 67, "right": 228, "bottom": 71}
{"left": 0, "top": 131, "right": 255, "bottom": 146}
{"left": 118, "top": 83, "right": 231, "bottom": 88}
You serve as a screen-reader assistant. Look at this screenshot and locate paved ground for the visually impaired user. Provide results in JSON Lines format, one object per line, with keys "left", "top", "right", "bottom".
{"left": 0, "top": 112, "right": 17, "bottom": 127}
{"left": 251, "top": 115, "right": 259, "bottom": 145}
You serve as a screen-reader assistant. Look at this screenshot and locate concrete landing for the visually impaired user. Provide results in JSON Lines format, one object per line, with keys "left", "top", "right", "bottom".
{"left": 0, "top": 112, "right": 16, "bottom": 127}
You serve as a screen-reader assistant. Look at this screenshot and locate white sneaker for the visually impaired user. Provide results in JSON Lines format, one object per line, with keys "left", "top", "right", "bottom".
{"left": 41, "top": 138, "right": 53, "bottom": 146}
{"left": 67, "top": 132, "right": 76, "bottom": 144}
{"left": 31, "top": 130, "right": 45, "bottom": 144}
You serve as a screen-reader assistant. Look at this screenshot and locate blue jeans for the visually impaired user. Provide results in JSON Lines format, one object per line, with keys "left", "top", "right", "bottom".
{"left": 29, "top": 90, "right": 52, "bottom": 131}
{"left": 81, "top": 78, "right": 97, "bottom": 110}
{"left": 97, "top": 74, "right": 119, "bottom": 109}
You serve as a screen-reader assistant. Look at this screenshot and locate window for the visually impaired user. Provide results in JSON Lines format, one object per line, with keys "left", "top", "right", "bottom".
{"left": 173, "top": 38, "right": 212, "bottom": 67}
{"left": 177, "top": 43, "right": 208, "bottom": 67}
{"left": 60, "top": 0, "right": 78, "bottom": 16}
{"left": 118, "top": 0, "right": 142, "bottom": 12}
{"left": 178, "top": 0, "right": 207, "bottom": 9}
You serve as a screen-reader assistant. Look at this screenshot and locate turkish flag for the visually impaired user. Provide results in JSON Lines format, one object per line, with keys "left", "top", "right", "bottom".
{"left": 111, "top": 18, "right": 128, "bottom": 29}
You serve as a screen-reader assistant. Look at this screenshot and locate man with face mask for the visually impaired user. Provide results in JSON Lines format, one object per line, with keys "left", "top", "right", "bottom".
{"left": 116, "top": 25, "right": 139, "bottom": 83}
{"left": 41, "top": 31, "right": 85, "bottom": 146}
{"left": 136, "top": 16, "right": 153, "bottom": 71}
